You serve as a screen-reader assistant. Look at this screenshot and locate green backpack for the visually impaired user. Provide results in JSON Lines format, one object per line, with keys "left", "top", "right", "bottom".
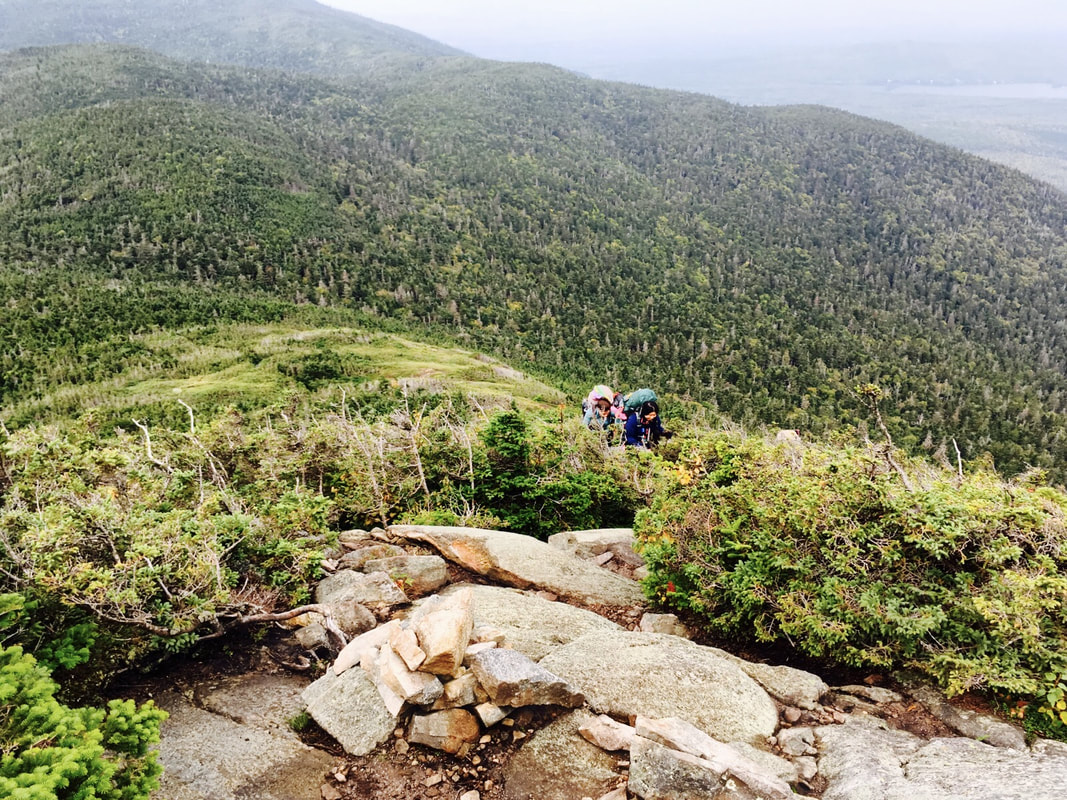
{"left": 623, "top": 388, "right": 658, "bottom": 413}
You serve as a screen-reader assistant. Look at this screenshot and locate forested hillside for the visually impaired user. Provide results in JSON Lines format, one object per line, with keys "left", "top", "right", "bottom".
{"left": 0, "top": 0, "right": 460, "bottom": 73}
{"left": 2, "top": 26, "right": 1067, "bottom": 478}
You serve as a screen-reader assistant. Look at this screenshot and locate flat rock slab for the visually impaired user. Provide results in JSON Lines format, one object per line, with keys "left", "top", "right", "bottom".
{"left": 547, "top": 528, "right": 636, "bottom": 558}
{"left": 415, "top": 584, "right": 623, "bottom": 661}
{"left": 155, "top": 682, "right": 335, "bottom": 800}
{"left": 193, "top": 672, "right": 312, "bottom": 733}
{"left": 504, "top": 709, "right": 622, "bottom": 800}
{"left": 818, "top": 717, "right": 1067, "bottom": 800}
{"left": 539, "top": 631, "right": 778, "bottom": 745}
{"left": 302, "top": 662, "right": 398, "bottom": 755}
{"left": 388, "top": 525, "right": 644, "bottom": 607}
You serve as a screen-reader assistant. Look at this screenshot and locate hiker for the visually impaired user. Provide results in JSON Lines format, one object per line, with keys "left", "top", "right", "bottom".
{"left": 583, "top": 384, "right": 622, "bottom": 431}
{"left": 624, "top": 399, "right": 669, "bottom": 448}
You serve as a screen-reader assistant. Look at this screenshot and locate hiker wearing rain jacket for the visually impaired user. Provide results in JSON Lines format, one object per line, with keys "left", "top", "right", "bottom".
{"left": 624, "top": 400, "right": 667, "bottom": 447}
{"left": 583, "top": 384, "right": 623, "bottom": 431}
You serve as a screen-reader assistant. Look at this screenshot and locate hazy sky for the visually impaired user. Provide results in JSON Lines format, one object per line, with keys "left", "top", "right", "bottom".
{"left": 322, "top": 0, "right": 1067, "bottom": 58}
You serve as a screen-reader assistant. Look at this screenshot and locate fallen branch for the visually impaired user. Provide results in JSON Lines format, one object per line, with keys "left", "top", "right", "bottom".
{"left": 131, "top": 419, "right": 172, "bottom": 473}
{"left": 74, "top": 602, "right": 349, "bottom": 650}
{"left": 234, "top": 604, "right": 348, "bottom": 651}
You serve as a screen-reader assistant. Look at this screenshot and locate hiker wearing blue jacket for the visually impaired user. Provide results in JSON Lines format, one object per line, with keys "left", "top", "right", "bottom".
{"left": 624, "top": 400, "right": 667, "bottom": 447}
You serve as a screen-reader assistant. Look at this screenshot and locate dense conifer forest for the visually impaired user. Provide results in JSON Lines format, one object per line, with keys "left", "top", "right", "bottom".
{"left": 1, "top": 1, "right": 1067, "bottom": 483}
{"left": 3, "top": 38, "right": 1067, "bottom": 478}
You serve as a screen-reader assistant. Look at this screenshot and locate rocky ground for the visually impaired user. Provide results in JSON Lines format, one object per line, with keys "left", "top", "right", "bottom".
{"left": 138, "top": 525, "right": 1067, "bottom": 800}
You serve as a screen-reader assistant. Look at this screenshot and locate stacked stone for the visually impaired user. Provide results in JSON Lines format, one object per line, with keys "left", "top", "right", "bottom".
{"left": 291, "top": 529, "right": 451, "bottom": 652}
{"left": 578, "top": 715, "right": 797, "bottom": 800}
{"left": 321, "top": 587, "right": 584, "bottom": 757}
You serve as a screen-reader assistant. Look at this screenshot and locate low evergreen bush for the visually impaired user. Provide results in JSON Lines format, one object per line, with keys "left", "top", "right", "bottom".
{"left": 636, "top": 433, "right": 1067, "bottom": 707}
{"left": 0, "top": 605, "right": 166, "bottom": 800}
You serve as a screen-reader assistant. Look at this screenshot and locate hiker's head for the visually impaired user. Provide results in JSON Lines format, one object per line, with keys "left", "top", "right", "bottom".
{"left": 640, "top": 401, "right": 659, "bottom": 420}
{"left": 596, "top": 398, "right": 611, "bottom": 413}
{"left": 589, "top": 384, "right": 614, "bottom": 408}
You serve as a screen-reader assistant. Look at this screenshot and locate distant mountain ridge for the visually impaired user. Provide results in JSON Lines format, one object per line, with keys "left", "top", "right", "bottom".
{"left": 3, "top": 10, "right": 1067, "bottom": 478}
{"left": 0, "top": 0, "right": 462, "bottom": 73}
{"left": 563, "top": 38, "right": 1067, "bottom": 194}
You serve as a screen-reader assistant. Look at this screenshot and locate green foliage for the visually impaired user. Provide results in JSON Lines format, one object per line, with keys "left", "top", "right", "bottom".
{"left": 2, "top": 43, "right": 1067, "bottom": 480}
{"left": 0, "top": 592, "right": 98, "bottom": 673}
{"left": 277, "top": 343, "right": 373, "bottom": 392}
{"left": 0, "top": 644, "right": 166, "bottom": 799}
{"left": 0, "top": 379, "right": 637, "bottom": 680}
{"left": 287, "top": 710, "right": 312, "bottom": 734}
{"left": 1038, "top": 670, "right": 1067, "bottom": 730}
{"left": 636, "top": 432, "right": 1067, "bottom": 701}
{"left": 474, "top": 408, "right": 639, "bottom": 539}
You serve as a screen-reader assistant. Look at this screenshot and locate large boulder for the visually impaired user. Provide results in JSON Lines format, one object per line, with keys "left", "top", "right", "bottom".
{"left": 339, "top": 543, "right": 406, "bottom": 569}
{"left": 817, "top": 716, "right": 1067, "bottom": 800}
{"left": 638, "top": 613, "right": 691, "bottom": 638}
{"left": 503, "top": 709, "right": 622, "bottom": 800}
{"left": 706, "top": 646, "right": 828, "bottom": 711}
{"left": 296, "top": 601, "right": 377, "bottom": 640}
{"left": 412, "top": 584, "right": 623, "bottom": 661}
{"left": 364, "top": 554, "right": 449, "bottom": 596}
{"left": 314, "top": 569, "right": 409, "bottom": 608}
{"left": 539, "top": 631, "right": 778, "bottom": 745}
{"left": 388, "top": 525, "right": 644, "bottom": 607}
{"left": 547, "top": 528, "right": 643, "bottom": 565}
{"left": 301, "top": 662, "right": 397, "bottom": 756}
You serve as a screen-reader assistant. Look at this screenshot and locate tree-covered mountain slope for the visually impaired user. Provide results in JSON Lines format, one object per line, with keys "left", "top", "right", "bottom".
{"left": 3, "top": 43, "right": 1067, "bottom": 478}
{"left": 0, "top": 0, "right": 461, "bottom": 74}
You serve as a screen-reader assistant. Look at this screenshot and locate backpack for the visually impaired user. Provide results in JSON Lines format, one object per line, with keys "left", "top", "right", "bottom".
{"left": 623, "top": 388, "right": 658, "bottom": 414}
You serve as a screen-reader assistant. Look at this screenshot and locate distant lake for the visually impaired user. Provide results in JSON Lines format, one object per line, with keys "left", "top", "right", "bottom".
{"left": 887, "top": 83, "right": 1067, "bottom": 100}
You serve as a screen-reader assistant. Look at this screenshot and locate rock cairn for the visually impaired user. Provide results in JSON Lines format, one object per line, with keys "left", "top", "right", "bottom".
{"left": 304, "top": 586, "right": 584, "bottom": 760}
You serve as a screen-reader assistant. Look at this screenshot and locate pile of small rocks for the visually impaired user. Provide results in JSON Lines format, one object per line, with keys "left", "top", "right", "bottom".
{"left": 307, "top": 586, "right": 585, "bottom": 760}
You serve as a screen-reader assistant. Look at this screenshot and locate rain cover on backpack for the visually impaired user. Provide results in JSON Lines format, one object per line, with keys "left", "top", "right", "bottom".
{"left": 622, "top": 388, "right": 658, "bottom": 413}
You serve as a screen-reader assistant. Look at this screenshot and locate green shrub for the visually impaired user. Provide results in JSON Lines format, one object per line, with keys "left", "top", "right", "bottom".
{"left": 288, "top": 710, "right": 313, "bottom": 733}
{"left": 474, "top": 407, "right": 639, "bottom": 539}
{"left": 0, "top": 643, "right": 166, "bottom": 799}
{"left": 636, "top": 432, "right": 1067, "bottom": 699}
{"left": 0, "top": 394, "right": 640, "bottom": 683}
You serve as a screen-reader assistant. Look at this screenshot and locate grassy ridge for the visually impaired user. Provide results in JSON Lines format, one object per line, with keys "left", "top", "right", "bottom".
{"left": 5, "top": 319, "right": 565, "bottom": 427}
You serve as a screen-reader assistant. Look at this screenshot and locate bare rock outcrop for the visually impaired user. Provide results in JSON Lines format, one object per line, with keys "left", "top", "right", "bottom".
{"left": 817, "top": 716, "right": 1067, "bottom": 800}
{"left": 539, "top": 631, "right": 779, "bottom": 745}
{"left": 388, "top": 524, "right": 644, "bottom": 606}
